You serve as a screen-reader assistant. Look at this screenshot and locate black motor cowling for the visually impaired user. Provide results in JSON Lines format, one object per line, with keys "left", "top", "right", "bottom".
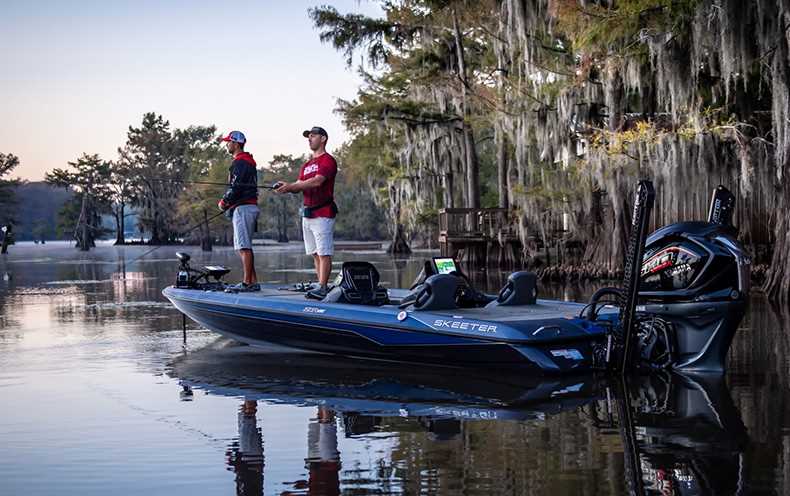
{"left": 640, "top": 222, "right": 750, "bottom": 303}
{"left": 633, "top": 219, "right": 750, "bottom": 372}
{"left": 590, "top": 184, "right": 750, "bottom": 373}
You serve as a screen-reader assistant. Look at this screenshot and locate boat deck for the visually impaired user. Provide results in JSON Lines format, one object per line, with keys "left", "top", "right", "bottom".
{"left": 208, "top": 283, "right": 593, "bottom": 322}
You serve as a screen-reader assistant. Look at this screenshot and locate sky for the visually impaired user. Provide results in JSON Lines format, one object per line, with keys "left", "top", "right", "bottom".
{"left": 0, "top": 0, "right": 381, "bottom": 181}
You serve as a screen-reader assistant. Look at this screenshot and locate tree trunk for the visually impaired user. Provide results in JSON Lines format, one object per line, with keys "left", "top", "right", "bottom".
{"left": 278, "top": 197, "right": 289, "bottom": 243}
{"left": 496, "top": 124, "right": 509, "bottom": 209}
{"left": 201, "top": 208, "right": 213, "bottom": 252}
{"left": 79, "top": 196, "right": 90, "bottom": 251}
{"left": 444, "top": 172, "right": 455, "bottom": 208}
{"left": 387, "top": 184, "right": 412, "bottom": 254}
{"left": 150, "top": 209, "right": 160, "bottom": 245}
{"left": 114, "top": 203, "right": 125, "bottom": 245}
{"left": 496, "top": 16, "right": 509, "bottom": 211}
{"left": 764, "top": 183, "right": 790, "bottom": 303}
{"left": 388, "top": 223, "right": 412, "bottom": 255}
{"left": 452, "top": 9, "right": 480, "bottom": 209}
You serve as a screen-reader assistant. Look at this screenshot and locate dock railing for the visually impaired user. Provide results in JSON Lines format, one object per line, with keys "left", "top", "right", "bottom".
{"left": 438, "top": 208, "right": 519, "bottom": 263}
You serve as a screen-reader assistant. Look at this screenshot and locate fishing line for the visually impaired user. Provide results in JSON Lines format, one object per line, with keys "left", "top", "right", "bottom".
{"left": 122, "top": 178, "right": 282, "bottom": 265}
{"left": 148, "top": 177, "right": 278, "bottom": 189}
{"left": 125, "top": 208, "right": 229, "bottom": 266}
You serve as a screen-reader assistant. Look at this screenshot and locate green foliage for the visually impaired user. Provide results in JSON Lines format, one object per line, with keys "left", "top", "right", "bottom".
{"left": 309, "top": 5, "right": 413, "bottom": 67}
{"left": 118, "top": 113, "right": 217, "bottom": 243}
{"left": 45, "top": 153, "right": 114, "bottom": 247}
{"left": 176, "top": 141, "right": 234, "bottom": 241}
{"left": 0, "top": 152, "right": 21, "bottom": 226}
{"left": 262, "top": 154, "right": 304, "bottom": 242}
{"left": 11, "top": 182, "right": 72, "bottom": 241}
{"left": 554, "top": 0, "right": 699, "bottom": 54}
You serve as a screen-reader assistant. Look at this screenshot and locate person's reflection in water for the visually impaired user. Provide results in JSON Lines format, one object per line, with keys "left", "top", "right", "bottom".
{"left": 225, "top": 399, "right": 264, "bottom": 496}
{"left": 304, "top": 406, "right": 341, "bottom": 496}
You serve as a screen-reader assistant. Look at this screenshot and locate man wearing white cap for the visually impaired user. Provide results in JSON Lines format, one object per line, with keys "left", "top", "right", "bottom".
{"left": 218, "top": 130, "right": 260, "bottom": 292}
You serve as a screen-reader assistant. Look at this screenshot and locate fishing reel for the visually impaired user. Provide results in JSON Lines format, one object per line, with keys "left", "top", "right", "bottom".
{"left": 175, "top": 252, "right": 230, "bottom": 290}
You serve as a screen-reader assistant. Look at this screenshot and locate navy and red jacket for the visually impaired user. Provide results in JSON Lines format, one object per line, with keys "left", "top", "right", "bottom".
{"left": 221, "top": 152, "right": 258, "bottom": 207}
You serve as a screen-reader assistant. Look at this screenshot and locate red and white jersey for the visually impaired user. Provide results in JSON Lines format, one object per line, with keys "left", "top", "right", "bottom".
{"left": 299, "top": 153, "right": 337, "bottom": 218}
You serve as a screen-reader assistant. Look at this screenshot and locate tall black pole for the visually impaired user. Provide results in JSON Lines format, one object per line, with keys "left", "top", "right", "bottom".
{"left": 619, "top": 180, "right": 655, "bottom": 375}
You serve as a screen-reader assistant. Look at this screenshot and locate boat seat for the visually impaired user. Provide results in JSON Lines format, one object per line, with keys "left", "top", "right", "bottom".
{"left": 403, "top": 274, "right": 459, "bottom": 311}
{"left": 322, "top": 261, "right": 389, "bottom": 306}
{"left": 485, "top": 271, "right": 538, "bottom": 308}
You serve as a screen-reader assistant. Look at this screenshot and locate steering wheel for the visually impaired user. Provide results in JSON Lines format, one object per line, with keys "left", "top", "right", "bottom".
{"left": 450, "top": 271, "right": 478, "bottom": 308}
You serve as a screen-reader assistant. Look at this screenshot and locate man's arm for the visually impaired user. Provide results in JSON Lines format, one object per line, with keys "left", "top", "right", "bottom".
{"left": 219, "top": 161, "right": 245, "bottom": 208}
{"left": 275, "top": 174, "right": 326, "bottom": 194}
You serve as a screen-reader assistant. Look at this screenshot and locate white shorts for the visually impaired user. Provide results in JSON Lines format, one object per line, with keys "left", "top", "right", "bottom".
{"left": 302, "top": 216, "right": 335, "bottom": 256}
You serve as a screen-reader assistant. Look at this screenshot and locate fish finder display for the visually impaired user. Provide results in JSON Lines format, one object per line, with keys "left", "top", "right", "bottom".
{"left": 433, "top": 257, "right": 458, "bottom": 275}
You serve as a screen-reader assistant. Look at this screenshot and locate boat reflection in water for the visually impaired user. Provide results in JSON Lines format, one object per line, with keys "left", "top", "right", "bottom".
{"left": 170, "top": 342, "right": 748, "bottom": 495}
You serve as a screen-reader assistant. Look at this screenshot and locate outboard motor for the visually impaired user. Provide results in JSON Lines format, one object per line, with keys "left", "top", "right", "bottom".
{"left": 590, "top": 185, "right": 750, "bottom": 373}
{"left": 644, "top": 187, "right": 748, "bottom": 372}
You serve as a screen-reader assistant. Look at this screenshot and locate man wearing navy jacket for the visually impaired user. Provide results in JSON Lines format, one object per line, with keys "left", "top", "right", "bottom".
{"left": 218, "top": 130, "right": 260, "bottom": 292}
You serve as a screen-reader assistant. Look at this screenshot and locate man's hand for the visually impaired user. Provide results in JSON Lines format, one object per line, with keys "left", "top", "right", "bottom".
{"left": 274, "top": 182, "right": 292, "bottom": 194}
{"left": 218, "top": 199, "right": 228, "bottom": 211}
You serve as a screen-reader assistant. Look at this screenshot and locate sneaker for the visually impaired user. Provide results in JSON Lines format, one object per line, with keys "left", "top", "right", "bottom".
{"left": 225, "top": 282, "right": 261, "bottom": 293}
{"left": 306, "top": 286, "right": 329, "bottom": 300}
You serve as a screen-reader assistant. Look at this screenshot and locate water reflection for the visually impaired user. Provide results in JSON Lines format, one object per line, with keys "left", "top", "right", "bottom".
{"left": 225, "top": 399, "right": 265, "bottom": 496}
{"left": 170, "top": 343, "right": 750, "bottom": 495}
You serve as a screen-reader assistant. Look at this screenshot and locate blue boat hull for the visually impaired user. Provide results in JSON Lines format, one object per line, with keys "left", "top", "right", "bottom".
{"left": 163, "top": 285, "right": 610, "bottom": 372}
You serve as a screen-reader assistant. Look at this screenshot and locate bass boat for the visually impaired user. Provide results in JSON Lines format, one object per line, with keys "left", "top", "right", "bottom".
{"left": 163, "top": 182, "right": 750, "bottom": 373}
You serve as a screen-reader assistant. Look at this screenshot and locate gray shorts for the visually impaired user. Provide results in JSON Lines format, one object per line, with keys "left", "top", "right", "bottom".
{"left": 232, "top": 204, "right": 259, "bottom": 250}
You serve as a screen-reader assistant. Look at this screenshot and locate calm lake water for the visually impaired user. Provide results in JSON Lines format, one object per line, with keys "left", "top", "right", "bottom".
{"left": 1, "top": 242, "right": 789, "bottom": 495}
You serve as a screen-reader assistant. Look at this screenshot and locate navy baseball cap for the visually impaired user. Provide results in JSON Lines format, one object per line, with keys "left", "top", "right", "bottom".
{"left": 220, "top": 130, "right": 246, "bottom": 144}
{"left": 302, "top": 126, "right": 328, "bottom": 138}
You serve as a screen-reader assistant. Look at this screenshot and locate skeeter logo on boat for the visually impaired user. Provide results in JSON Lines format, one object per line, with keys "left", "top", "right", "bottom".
{"left": 432, "top": 319, "right": 496, "bottom": 333}
{"left": 303, "top": 306, "right": 326, "bottom": 314}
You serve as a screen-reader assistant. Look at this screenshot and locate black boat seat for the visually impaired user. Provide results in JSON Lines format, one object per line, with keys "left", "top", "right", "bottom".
{"left": 322, "top": 261, "right": 389, "bottom": 306}
{"left": 485, "top": 271, "right": 538, "bottom": 308}
{"left": 402, "top": 274, "right": 459, "bottom": 311}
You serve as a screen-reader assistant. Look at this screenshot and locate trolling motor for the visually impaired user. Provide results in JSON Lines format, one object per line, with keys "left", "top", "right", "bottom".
{"left": 589, "top": 183, "right": 750, "bottom": 373}
{"left": 174, "top": 252, "right": 230, "bottom": 290}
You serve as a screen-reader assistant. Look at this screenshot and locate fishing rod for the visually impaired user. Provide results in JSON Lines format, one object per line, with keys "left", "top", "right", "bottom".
{"left": 125, "top": 208, "right": 232, "bottom": 266}
{"left": 148, "top": 177, "right": 280, "bottom": 190}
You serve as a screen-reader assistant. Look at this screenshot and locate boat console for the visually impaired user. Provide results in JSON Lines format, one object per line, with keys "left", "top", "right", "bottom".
{"left": 398, "top": 257, "right": 494, "bottom": 309}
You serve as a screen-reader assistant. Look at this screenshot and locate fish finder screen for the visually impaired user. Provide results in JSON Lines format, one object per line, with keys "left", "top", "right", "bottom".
{"left": 433, "top": 257, "right": 458, "bottom": 275}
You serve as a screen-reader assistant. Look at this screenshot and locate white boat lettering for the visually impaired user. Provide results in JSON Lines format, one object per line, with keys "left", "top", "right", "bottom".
{"left": 303, "top": 306, "right": 326, "bottom": 314}
{"left": 550, "top": 349, "right": 583, "bottom": 360}
{"left": 432, "top": 319, "right": 496, "bottom": 333}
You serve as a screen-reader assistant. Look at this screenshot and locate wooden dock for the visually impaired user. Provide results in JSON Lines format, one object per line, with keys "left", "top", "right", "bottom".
{"left": 438, "top": 208, "right": 521, "bottom": 266}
